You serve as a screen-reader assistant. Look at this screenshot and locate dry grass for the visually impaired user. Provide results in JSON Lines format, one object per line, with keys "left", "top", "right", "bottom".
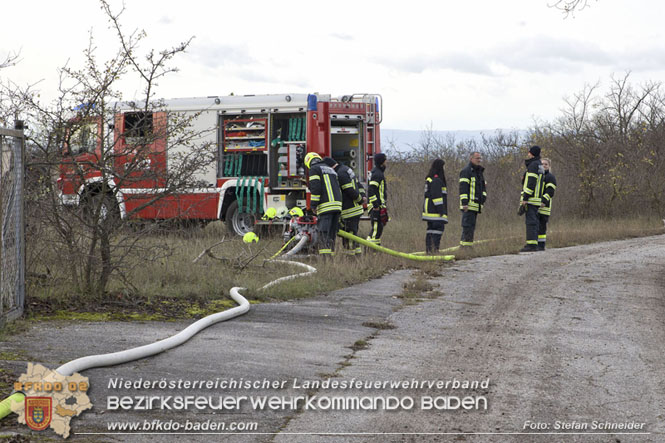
{"left": 24, "top": 213, "right": 664, "bottom": 321}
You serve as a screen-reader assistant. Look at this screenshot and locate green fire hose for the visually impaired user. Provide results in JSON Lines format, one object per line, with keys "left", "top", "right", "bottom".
{"left": 270, "top": 236, "right": 297, "bottom": 259}
{"left": 0, "top": 393, "right": 24, "bottom": 420}
{"left": 337, "top": 230, "right": 455, "bottom": 262}
{"left": 251, "top": 177, "right": 257, "bottom": 214}
{"left": 237, "top": 177, "right": 244, "bottom": 213}
{"left": 258, "top": 177, "right": 265, "bottom": 214}
{"left": 410, "top": 245, "right": 460, "bottom": 255}
{"left": 247, "top": 177, "right": 252, "bottom": 212}
{"left": 236, "top": 176, "right": 266, "bottom": 215}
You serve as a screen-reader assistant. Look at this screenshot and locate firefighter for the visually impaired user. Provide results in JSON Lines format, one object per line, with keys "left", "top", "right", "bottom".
{"left": 422, "top": 158, "right": 448, "bottom": 254}
{"left": 538, "top": 157, "right": 557, "bottom": 251}
{"left": 367, "top": 152, "right": 388, "bottom": 246}
{"left": 323, "top": 157, "right": 365, "bottom": 255}
{"left": 519, "top": 145, "right": 545, "bottom": 252}
{"left": 458, "top": 151, "right": 487, "bottom": 247}
{"left": 304, "top": 152, "right": 342, "bottom": 256}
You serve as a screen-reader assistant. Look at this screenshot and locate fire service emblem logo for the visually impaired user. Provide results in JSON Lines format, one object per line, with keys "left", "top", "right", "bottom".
{"left": 25, "top": 397, "right": 52, "bottom": 431}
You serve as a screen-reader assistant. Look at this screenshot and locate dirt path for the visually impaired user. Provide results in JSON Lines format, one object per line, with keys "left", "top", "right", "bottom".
{"left": 2, "top": 234, "right": 664, "bottom": 442}
{"left": 277, "top": 234, "right": 665, "bottom": 442}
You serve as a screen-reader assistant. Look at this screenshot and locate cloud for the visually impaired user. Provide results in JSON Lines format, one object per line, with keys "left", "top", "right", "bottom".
{"left": 188, "top": 44, "right": 256, "bottom": 69}
{"left": 616, "top": 50, "right": 665, "bottom": 71}
{"left": 495, "top": 36, "right": 613, "bottom": 73}
{"left": 330, "top": 33, "right": 353, "bottom": 41}
{"left": 225, "top": 68, "right": 311, "bottom": 89}
{"left": 373, "top": 35, "right": 665, "bottom": 76}
{"left": 185, "top": 41, "right": 312, "bottom": 88}
{"left": 373, "top": 52, "right": 495, "bottom": 76}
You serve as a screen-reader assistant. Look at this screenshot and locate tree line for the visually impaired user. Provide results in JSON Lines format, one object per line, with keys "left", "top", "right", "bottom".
{"left": 0, "top": 1, "right": 657, "bottom": 300}
{"left": 387, "top": 72, "right": 665, "bottom": 223}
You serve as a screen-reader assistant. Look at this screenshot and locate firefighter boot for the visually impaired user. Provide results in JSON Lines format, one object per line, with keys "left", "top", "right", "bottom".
{"left": 519, "top": 244, "right": 539, "bottom": 253}
{"left": 433, "top": 234, "right": 442, "bottom": 253}
{"left": 425, "top": 234, "right": 434, "bottom": 254}
{"left": 538, "top": 235, "right": 546, "bottom": 251}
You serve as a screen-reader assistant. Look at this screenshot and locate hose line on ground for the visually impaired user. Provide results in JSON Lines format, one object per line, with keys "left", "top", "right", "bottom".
{"left": 409, "top": 235, "right": 524, "bottom": 256}
{"left": 282, "top": 236, "right": 309, "bottom": 258}
{"left": 0, "top": 394, "right": 23, "bottom": 420}
{"left": 260, "top": 259, "right": 316, "bottom": 290}
{"left": 270, "top": 235, "right": 297, "bottom": 259}
{"left": 337, "top": 230, "right": 455, "bottom": 261}
{"left": 410, "top": 245, "right": 460, "bottom": 256}
{"left": 0, "top": 290, "right": 250, "bottom": 420}
{"left": 0, "top": 237, "right": 316, "bottom": 422}
{"left": 55, "top": 288, "right": 250, "bottom": 376}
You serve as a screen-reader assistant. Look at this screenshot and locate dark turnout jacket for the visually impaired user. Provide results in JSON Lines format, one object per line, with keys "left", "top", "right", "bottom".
{"left": 368, "top": 166, "right": 387, "bottom": 209}
{"left": 521, "top": 157, "right": 544, "bottom": 206}
{"left": 422, "top": 175, "right": 448, "bottom": 222}
{"left": 459, "top": 162, "right": 487, "bottom": 213}
{"left": 308, "top": 159, "right": 342, "bottom": 214}
{"left": 538, "top": 171, "right": 557, "bottom": 216}
{"left": 323, "top": 158, "right": 365, "bottom": 219}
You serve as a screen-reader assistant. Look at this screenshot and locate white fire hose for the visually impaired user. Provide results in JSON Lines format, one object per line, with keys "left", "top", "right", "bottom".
{"left": 0, "top": 236, "right": 316, "bottom": 421}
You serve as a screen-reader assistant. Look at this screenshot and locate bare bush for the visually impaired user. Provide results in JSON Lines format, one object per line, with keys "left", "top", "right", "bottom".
{"left": 549, "top": 0, "right": 598, "bottom": 17}
{"left": 4, "top": 1, "right": 214, "bottom": 297}
{"left": 533, "top": 73, "right": 665, "bottom": 217}
{"left": 387, "top": 129, "right": 526, "bottom": 225}
{"left": 389, "top": 74, "right": 664, "bottom": 229}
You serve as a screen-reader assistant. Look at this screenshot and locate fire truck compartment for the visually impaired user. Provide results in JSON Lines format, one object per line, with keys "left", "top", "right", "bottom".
{"left": 331, "top": 120, "right": 364, "bottom": 179}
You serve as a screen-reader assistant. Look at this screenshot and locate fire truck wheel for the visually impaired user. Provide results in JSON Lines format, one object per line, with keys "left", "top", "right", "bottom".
{"left": 225, "top": 200, "right": 256, "bottom": 236}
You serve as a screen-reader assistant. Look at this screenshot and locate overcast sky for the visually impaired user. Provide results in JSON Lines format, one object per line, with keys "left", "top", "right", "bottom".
{"left": 2, "top": 0, "right": 664, "bottom": 131}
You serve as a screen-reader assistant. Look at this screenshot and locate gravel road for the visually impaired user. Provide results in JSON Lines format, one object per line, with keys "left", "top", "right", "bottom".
{"left": 2, "top": 234, "right": 664, "bottom": 442}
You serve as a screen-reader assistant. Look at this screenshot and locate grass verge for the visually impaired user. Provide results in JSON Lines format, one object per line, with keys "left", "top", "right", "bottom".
{"left": 14, "top": 216, "right": 664, "bottom": 325}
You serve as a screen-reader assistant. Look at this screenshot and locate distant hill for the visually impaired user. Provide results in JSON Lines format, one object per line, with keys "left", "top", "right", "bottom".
{"left": 381, "top": 128, "right": 526, "bottom": 153}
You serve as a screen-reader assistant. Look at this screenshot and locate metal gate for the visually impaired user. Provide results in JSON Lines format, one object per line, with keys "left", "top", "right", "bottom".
{"left": 0, "top": 122, "right": 25, "bottom": 326}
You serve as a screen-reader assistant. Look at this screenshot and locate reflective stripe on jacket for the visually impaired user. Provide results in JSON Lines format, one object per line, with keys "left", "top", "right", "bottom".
{"left": 338, "top": 164, "right": 365, "bottom": 219}
{"left": 538, "top": 171, "right": 557, "bottom": 216}
{"left": 521, "top": 157, "right": 544, "bottom": 206}
{"left": 308, "top": 160, "right": 342, "bottom": 214}
{"left": 459, "top": 162, "right": 487, "bottom": 212}
{"left": 422, "top": 176, "right": 448, "bottom": 222}
{"left": 368, "top": 166, "right": 386, "bottom": 209}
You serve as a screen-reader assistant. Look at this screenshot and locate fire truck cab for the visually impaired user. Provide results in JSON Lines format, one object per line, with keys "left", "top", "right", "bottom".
{"left": 58, "top": 93, "right": 382, "bottom": 235}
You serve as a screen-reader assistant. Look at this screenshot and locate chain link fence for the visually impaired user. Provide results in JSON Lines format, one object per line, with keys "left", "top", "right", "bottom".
{"left": 0, "top": 123, "right": 25, "bottom": 326}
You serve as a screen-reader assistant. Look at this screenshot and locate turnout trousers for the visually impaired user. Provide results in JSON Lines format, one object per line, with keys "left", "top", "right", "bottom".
{"left": 426, "top": 220, "right": 445, "bottom": 253}
{"left": 340, "top": 215, "right": 362, "bottom": 254}
{"left": 525, "top": 205, "right": 539, "bottom": 246}
{"left": 317, "top": 212, "right": 340, "bottom": 255}
{"left": 368, "top": 209, "right": 384, "bottom": 245}
{"left": 538, "top": 213, "right": 549, "bottom": 250}
{"left": 460, "top": 211, "right": 478, "bottom": 246}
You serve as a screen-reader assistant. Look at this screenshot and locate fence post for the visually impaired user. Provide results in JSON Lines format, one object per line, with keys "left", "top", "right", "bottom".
{"left": 0, "top": 122, "right": 25, "bottom": 326}
{"left": 14, "top": 120, "right": 25, "bottom": 320}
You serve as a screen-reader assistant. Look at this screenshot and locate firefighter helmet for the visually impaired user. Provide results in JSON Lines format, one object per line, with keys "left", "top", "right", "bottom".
{"left": 243, "top": 232, "right": 259, "bottom": 243}
{"left": 262, "top": 207, "right": 277, "bottom": 219}
{"left": 304, "top": 152, "right": 322, "bottom": 169}
{"left": 289, "top": 207, "right": 304, "bottom": 218}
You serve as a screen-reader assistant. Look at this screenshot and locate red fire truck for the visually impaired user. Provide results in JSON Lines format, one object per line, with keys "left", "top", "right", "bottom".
{"left": 58, "top": 93, "right": 382, "bottom": 235}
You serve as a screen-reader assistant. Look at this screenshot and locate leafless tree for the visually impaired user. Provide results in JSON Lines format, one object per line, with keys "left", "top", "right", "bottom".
{"left": 0, "top": 51, "right": 19, "bottom": 70}
{"left": 549, "top": 0, "right": 598, "bottom": 17}
{"left": 533, "top": 73, "right": 665, "bottom": 217}
{"left": 5, "top": 1, "right": 215, "bottom": 296}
